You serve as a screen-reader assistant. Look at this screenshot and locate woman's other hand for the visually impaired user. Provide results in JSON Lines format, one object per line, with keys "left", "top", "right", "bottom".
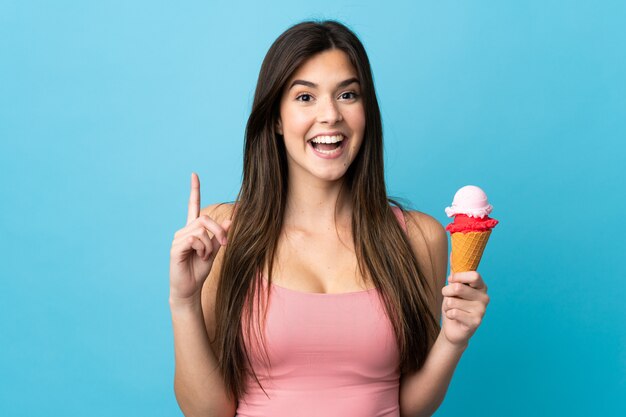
{"left": 440, "top": 254, "right": 490, "bottom": 348}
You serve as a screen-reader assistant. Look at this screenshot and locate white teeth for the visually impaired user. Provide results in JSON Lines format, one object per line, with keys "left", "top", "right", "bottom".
{"left": 310, "top": 134, "right": 344, "bottom": 144}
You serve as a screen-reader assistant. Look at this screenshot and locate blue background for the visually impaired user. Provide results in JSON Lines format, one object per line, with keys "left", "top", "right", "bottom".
{"left": 1, "top": 1, "right": 624, "bottom": 416}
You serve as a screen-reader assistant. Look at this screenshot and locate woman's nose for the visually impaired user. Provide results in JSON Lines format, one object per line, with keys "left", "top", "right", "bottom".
{"left": 316, "top": 97, "right": 343, "bottom": 124}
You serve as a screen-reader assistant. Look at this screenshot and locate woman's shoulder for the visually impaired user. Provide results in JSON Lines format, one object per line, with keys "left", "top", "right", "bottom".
{"left": 399, "top": 209, "right": 449, "bottom": 285}
{"left": 402, "top": 209, "right": 447, "bottom": 244}
{"left": 199, "top": 202, "right": 236, "bottom": 223}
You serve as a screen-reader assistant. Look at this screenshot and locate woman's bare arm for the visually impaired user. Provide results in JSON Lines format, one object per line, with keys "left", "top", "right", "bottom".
{"left": 171, "top": 203, "right": 236, "bottom": 417}
{"left": 398, "top": 211, "right": 465, "bottom": 417}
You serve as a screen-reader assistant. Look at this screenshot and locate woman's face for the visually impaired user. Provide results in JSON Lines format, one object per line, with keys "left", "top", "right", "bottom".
{"left": 277, "top": 49, "right": 365, "bottom": 183}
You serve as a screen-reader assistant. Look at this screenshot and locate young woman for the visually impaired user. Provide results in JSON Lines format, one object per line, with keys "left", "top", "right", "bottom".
{"left": 169, "top": 20, "right": 490, "bottom": 417}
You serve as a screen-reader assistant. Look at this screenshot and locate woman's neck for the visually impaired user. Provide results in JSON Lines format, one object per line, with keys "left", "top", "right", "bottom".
{"left": 283, "top": 177, "right": 352, "bottom": 233}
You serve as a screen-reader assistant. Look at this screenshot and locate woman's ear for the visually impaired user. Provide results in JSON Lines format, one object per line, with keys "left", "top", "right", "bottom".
{"left": 275, "top": 118, "right": 283, "bottom": 135}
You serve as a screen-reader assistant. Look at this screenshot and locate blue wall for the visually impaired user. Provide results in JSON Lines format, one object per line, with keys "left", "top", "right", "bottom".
{"left": 1, "top": 1, "right": 624, "bottom": 415}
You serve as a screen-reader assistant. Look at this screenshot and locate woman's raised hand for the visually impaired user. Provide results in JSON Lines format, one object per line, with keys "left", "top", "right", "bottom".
{"left": 169, "top": 173, "right": 232, "bottom": 307}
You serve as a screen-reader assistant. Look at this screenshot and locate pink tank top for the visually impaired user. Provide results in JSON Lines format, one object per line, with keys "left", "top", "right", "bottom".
{"left": 235, "top": 206, "right": 407, "bottom": 417}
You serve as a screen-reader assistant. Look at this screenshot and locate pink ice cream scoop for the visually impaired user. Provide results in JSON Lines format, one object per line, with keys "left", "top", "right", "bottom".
{"left": 445, "top": 185, "right": 494, "bottom": 219}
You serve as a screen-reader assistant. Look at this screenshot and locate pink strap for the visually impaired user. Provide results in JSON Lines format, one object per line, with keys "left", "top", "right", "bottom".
{"left": 391, "top": 206, "right": 407, "bottom": 233}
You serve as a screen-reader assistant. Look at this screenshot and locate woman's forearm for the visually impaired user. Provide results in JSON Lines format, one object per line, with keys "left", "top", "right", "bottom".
{"left": 399, "top": 331, "right": 468, "bottom": 417}
{"left": 170, "top": 298, "right": 236, "bottom": 417}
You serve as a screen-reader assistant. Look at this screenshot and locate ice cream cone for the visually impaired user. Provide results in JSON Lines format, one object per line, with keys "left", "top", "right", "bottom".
{"left": 450, "top": 230, "right": 492, "bottom": 272}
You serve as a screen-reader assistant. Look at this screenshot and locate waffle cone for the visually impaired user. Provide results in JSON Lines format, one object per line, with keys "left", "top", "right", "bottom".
{"left": 450, "top": 230, "right": 492, "bottom": 272}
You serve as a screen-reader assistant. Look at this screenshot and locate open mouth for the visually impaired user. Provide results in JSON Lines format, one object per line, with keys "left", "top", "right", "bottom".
{"left": 308, "top": 134, "right": 347, "bottom": 155}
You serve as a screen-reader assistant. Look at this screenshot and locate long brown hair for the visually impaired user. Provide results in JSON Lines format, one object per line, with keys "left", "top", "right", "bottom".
{"left": 213, "top": 19, "right": 440, "bottom": 401}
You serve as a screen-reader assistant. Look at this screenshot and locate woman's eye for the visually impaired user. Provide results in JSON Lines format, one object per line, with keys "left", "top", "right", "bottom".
{"left": 340, "top": 91, "right": 358, "bottom": 100}
{"left": 296, "top": 94, "right": 312, "bottom": 102}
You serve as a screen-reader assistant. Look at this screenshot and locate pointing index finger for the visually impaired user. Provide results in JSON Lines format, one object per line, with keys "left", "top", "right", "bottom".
{"left": 187, "top": 172, "right": 200, "bottom": 225}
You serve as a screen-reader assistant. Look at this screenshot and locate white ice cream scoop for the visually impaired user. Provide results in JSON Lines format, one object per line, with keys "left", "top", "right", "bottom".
{"left": 445, "top": 185, "right": 493, "bottom": 218}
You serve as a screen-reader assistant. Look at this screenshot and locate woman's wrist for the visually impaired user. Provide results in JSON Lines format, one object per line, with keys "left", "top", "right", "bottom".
{"left": 438, "top": 330, "right": 469, "bottom": 353}
{"left": 169, "top": 293, "right": 203, "bottom": 314}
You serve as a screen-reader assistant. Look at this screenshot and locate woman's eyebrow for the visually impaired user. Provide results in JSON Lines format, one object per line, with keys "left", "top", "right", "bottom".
{"left": 288, "top": 77, "right": 360, "bottom": 90}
